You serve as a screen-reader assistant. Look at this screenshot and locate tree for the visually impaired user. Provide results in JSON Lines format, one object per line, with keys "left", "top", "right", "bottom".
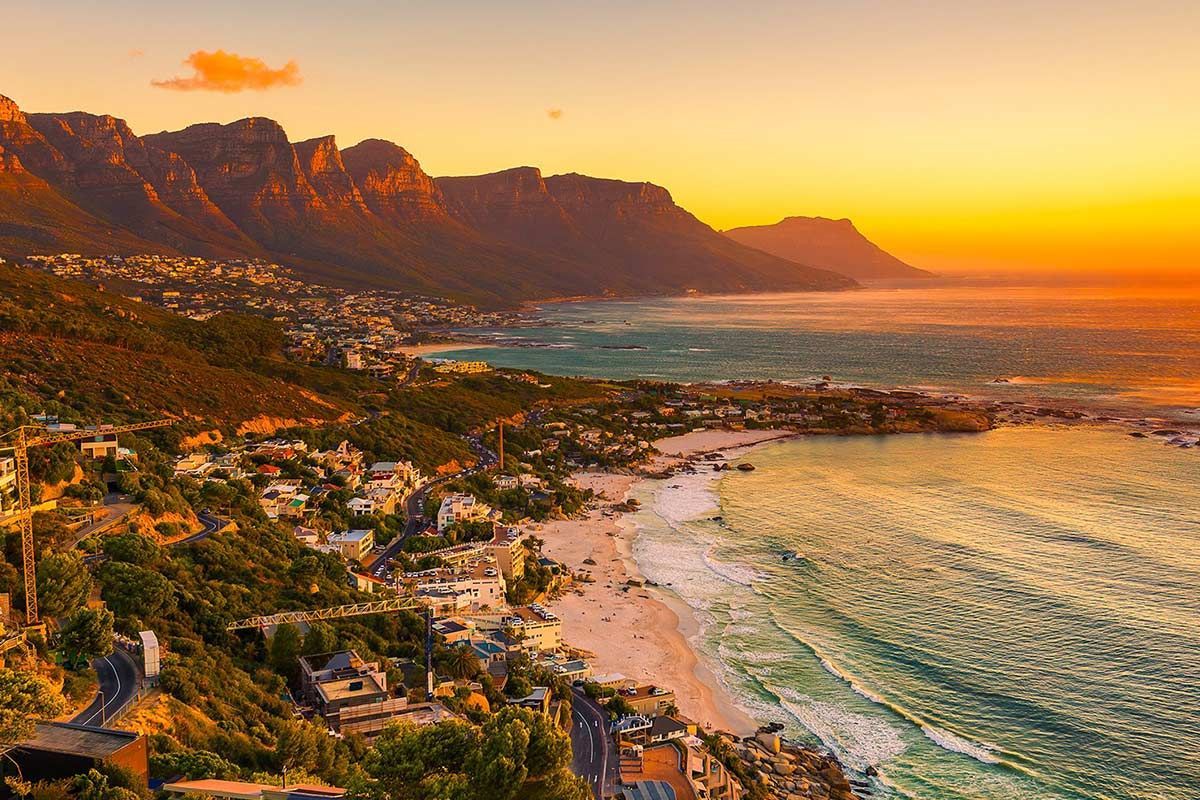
{"left": 0, "top": 668, "right": 66, "bottom": 747}
{"left": 362, "top": 719, "right": 479, "bottom": 800}
{"left": 301, "top": 623, "right": 338, "bottom": 656}
{"left": 149, "top": 749, "right": 238, "bottom": 780}
{"left": 445, "top": 646, "right": 480, "bottom": 681}
{"left": 35, "top": 551, "right": 92, "bottom": 619}
{"left": 60, "top": 608, "right": 115, "bottom": 667}
{"left": 101, "top": 533, "right": 160, "bottom": 566}
{"left": 98, "top": 562, "right": 174, "bottom": 619}
{"left": 269, "top": 624, "right": 302, "bottom": 682}
{"left": 72, "top": 769, "right": 140, "bottom": 800}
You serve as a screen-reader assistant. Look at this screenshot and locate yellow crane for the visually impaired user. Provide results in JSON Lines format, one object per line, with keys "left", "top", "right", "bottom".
{"left": 2, "top": 419, "right": 172, "bottom": 627}
{"left": 226, "top": 596, "right": 427, "bottom": 631}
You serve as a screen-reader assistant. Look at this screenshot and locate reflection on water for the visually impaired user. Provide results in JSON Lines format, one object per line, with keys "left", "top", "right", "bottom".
{"left": 442, "top": 286, "right": 1200, "bottom": 419}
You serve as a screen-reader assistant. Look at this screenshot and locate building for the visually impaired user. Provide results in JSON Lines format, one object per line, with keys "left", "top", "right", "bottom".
{"left": 470, "top": 606, "right": 562, "bottom": 653}
{"left": 0, "top": 455, "right": 16, "bottom": 516}
{"left": 402, "top": 560, "right": 507, "bottom": 612}
{"left": 327, "top": 529, "right": 375, "bottom": 561}
{"left": 163, "top": 780, "right": 345, "bottom": 800}
{"left": 10, "top": 722, "right": 148, "bottom": 788}
{"left": 507, "top": 686, "right": 552, "bottom": 715}
{"left": 78, "top": 432, "right": 119, "bottom": 459}
{"left": 436, "top": 494, "right": 495, "bottom": 532}
{"left": 484, "top": 525, "right": 528, "bottom": 580}
{"left": 621, "top": 684, "right": 677, "bottom": 718}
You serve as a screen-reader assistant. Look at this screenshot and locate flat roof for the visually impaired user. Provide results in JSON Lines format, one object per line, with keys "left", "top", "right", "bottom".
{"left": 20, "top": 722, "right": 140, "bottom": 759}
{"left": 316, "top": 673, "right": 386, "bottom": 702}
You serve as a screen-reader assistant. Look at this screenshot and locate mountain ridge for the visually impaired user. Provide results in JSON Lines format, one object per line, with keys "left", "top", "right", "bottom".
{"left": 0, "top": 93, "right": 858, "bottom": 305}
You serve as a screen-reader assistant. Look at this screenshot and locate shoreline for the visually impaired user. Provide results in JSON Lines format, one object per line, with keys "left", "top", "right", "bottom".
{"left": 539, "top": 428, "right": 792, "bottom": 737}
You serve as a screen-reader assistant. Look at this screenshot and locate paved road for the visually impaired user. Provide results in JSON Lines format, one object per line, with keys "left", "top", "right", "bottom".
{"left": 71, "top": 648, "right": 139, "bottom": 728}
{"left": 571, "top": 689, "right": 617, "bottom": 799}
{"left": 368, "top": 432, "right": 500, "bottom": 580}
{"left": 177, "top": 511, "right": 226, "bottom": 546}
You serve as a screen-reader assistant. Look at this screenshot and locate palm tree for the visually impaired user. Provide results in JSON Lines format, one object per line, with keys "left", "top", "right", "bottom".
{"left": 447, "top": 645, "right": 481, "bottom": 680}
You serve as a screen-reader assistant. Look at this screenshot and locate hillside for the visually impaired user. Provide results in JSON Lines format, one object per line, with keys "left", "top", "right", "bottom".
{"left": 0, "top": 93, "right": 856, "bottom": 306}
{"left": 438, "top": 169, "right": 855, "bottom": 295}
{"left": 725, "top": 216, "right": 931, "bottom": 280}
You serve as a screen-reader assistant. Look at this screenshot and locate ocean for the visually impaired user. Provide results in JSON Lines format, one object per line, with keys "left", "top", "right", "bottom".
{"left": 628, "top": 428, "right": 1200, "bottom": 800}
{"left": 438, "top": 285, "right": 1200, "bottom": 423}
{"left": 440, "top": 286, "right": 1200, "bottom": 798}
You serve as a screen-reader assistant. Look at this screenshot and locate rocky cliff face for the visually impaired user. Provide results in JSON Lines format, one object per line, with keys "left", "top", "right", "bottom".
{"left": 145, "top": 118, "right": 322, "bottom": 234}
{"left": 294, "top": 135, "right": 367, "bottom": 211}
{"left": 341, "top": 139, "right": 448, "bottom": 223}
{"left": 438, "top": 169, "right": 856, "bottom": 294}
{"left": 0, "top": 92, "right": 859, "bottom": 304}
{"left": 725, "top": 216, "right": 930, "bottom": 281}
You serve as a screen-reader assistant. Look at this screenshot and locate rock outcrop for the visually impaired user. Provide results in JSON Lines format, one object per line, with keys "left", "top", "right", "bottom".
{"left": 725, "top": 216, "right": 930, "bottom": 281}
{"left": 0, "top": 92, "right": 860, "bottom": 305}
{"left": 341, "top": 138, "right": 448, "bottom": 222}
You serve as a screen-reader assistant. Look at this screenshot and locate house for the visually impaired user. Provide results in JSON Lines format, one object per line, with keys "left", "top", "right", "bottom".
{"left": 620, "top": 684, "right": 676, "bottom": 718}
{"left": 163, "top": 780, "right": 345, "bottom": 800}
{"left": 494, "top": 475, "right": 518, "bottom": 491}
{"left": 507, "top": 686, "right": 552, "bottom": 715}
{"left": 0, "top": 455, "right": 16, "bottom": 516}
{"left": 78, "top": 432, "right": 119, "bottom": 459}
{"left": 174, "top": 453, "right": 216, "bottom": 477}
{"left": 327, "top": 529, "right": 375, "bottom": 561}
{"left": 347, "top": 497, "right": 375, "bottom": 515}
{"left": 10, "top": 722, "right": 149, "bottom": 788}
{"left": 436, "top": 494, "right": 495, "bottom": 532}
{"left": 471, "top": 606, "right": 562, "bottom": 653}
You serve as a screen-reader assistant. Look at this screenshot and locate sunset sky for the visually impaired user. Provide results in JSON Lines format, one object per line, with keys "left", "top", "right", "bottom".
{"left": 7, "top": 0, "right": 1198, "bottom": 278}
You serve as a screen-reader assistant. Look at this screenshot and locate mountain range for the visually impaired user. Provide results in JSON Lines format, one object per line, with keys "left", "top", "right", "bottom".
{"left": 0, "top": 93, "right": 923, "bottom": 306}
{"left": 725, "top": 217, "right": 931, "bottom": 280}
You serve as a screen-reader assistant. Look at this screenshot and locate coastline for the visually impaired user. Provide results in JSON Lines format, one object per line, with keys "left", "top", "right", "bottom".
{"left": 397, "top": 341, "right": 492, "bottom": 357}
{"left": 539, "top": 428, "right": 791, "bottom": 737}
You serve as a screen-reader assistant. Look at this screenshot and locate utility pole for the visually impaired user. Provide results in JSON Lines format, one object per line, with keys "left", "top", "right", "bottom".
{"left": 498, "top": 421, "right": 505, "bottom": 471}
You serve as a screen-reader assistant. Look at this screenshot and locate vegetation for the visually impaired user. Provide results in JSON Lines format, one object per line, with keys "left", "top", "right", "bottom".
{"left": 356, "top": 709, "right": 589, "bottom": 800}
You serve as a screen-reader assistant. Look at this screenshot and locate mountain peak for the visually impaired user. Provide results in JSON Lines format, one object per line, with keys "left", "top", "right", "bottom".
{"left": 725, "top": 216, "right": 930, "bottom": 281}
{"left": 0, "top": 94, "right": 25, "bottom": 124}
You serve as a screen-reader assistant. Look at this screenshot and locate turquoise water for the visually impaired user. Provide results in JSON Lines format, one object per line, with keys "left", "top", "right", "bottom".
{"left": 629, "top": 427, "right": 1200, "bottom": 800}
{"left": 443, "top": 287, "right": 1200, "bottom": 796}
{"left": 440, "top": 286, "right": 1200, "bottom": 422}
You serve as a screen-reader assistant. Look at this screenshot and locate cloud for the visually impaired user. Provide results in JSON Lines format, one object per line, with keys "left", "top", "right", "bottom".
{"left": 127, "top": 48, "right": 145, "bottom": 59}
{"left": 152, "top": 50, "right": 301, "bottom": 93}
{"left": 546, "top": 108, "right": 564, "bottom": 120}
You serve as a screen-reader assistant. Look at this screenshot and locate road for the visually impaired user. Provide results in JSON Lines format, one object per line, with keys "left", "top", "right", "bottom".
{"left": 177, "top": 510, "right": 226, "bottom": 545}
{"left": 71, "top": 648, "right": 139, "bottom": 728}
{"left": 571, "top": 689, "right": 617, "bottom": 799}
{"left": 368, "top": 432, "right": 500, "bottom": 580}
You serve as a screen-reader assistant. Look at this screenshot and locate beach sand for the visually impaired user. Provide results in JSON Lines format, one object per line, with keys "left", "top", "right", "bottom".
{"left": 539, "top": 429, "right": 791, "bottom": 736}
{"left": 397, "top": 341, "right": 490, "bottom": 357}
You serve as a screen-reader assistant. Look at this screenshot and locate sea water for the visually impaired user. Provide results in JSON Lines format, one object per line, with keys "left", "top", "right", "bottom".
{"left": 629, "top": 428, "right": 1200, "bottom": 800}
{"left": 440, "top": 286, "right": 1200, "bottom": 797}
{"left": 440, "top": 285, "right": 1200, "bottom": 422}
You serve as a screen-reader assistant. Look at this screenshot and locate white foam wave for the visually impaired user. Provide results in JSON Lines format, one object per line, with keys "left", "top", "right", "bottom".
{"left": 702, "top": 544, "right": 761, "bottom": 587}
{"left": 688, "top": 347, "right": 713, "bottom": 352}
{"left": 921, "top": 725, "right": 1001, "bottom": 765}
{"left": 775, "top": 691, "right": 908, "bottom": 770}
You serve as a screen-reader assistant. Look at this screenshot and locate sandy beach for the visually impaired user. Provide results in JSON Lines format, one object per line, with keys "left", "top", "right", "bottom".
{"left": 539, "top": 428, "right": 792, "bottom": 736}
{"left": 397, "top": 341, "right": 491, "bottom": 357}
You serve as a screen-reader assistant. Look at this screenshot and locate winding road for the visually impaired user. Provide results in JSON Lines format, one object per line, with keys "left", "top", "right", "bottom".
{"left": 70, "top": 648, "right": 139, "bottom": 728}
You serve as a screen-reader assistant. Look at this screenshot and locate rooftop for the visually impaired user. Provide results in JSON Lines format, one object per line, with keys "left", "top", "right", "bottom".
{"left": 19, "top": 722, "right": 140, "bottom": 759}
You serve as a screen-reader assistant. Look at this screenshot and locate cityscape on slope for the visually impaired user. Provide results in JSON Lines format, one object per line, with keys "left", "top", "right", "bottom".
{"left": 0, "top": 255, "right": 1002, "bottom": 800}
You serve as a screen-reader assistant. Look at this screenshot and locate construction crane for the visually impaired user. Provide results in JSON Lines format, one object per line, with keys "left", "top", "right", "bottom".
{"left": 225, "top": 596, "right": 428, "bottom": 631}
{"left": 2, "top": 419, "right": 172, "bottom": 627}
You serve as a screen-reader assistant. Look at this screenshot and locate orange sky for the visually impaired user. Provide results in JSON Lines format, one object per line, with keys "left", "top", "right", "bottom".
{"left": 6, "top": 1, "right": 1199, "bottom": 278}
